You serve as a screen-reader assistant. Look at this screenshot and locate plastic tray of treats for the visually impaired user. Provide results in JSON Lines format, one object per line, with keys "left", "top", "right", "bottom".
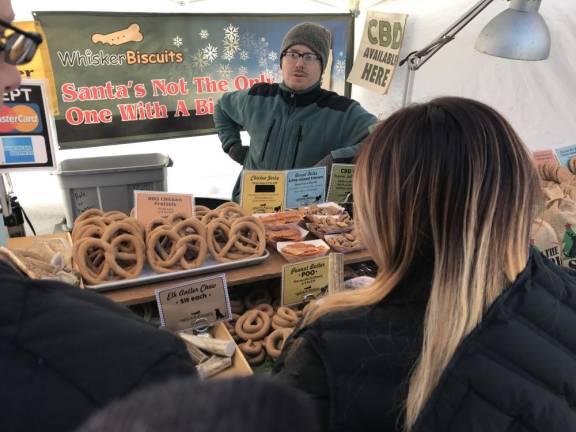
{"left": 264, "top": 223, "right": 309, "bottom": 248}
{"left": 306, "top": 212, "right": 354, "bottom": 237}
{"left": 276, "top": 239, "right": 330, "bottom": 263}
{"left": 324, "top": 232, "right": 365, "bottom": 253}
{"left": 71, "top": 203, "right": 270, "bottom": 292}
{"left": 252, "top": 210, "right": 304, "bottom": 226}
{"left": 299, "top": 202, "right": 346, "bottom": 221}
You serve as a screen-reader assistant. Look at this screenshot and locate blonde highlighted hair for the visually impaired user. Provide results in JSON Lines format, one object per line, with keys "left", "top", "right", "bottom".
{"left": 305, "top": 97, "right": 540, "bottom": 430}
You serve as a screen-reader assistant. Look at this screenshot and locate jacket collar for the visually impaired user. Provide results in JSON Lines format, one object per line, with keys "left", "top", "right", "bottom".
{"left": 279, "top": 81, "right": 323, "bottom": 107}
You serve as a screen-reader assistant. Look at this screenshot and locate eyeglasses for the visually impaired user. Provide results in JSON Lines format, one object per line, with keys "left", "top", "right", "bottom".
{"left": 282, "top": 51, "right": 320, "bottom": 64}
{"left": 0, "top": 18, "right": 43, "bottom": 65}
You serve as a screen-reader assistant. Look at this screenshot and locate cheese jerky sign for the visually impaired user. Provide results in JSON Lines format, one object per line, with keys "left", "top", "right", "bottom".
{"left": 347, "top": 12, "right": 407, "bottom": 94}
{"left": 34, "top": 12, "right": 354, "bottom": 149}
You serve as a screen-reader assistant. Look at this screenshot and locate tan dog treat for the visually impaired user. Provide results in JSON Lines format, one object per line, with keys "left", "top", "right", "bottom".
{"left": 235, "top": 309, "right": 271, "bottom": 341}
{"left": 265, "top": 328, "right": 293, "bottom": 359}
{"left": 239, "top": 340, "right": 266, "bottom": 366}
{"left": 272, "top": 306, "right": 300, "bottom": 330}
{"left": 92, "top": 23, "right": 144, "bottom": 46}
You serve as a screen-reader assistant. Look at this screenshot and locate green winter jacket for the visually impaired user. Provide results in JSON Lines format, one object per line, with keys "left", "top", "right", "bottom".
{"left": 214, "top": 82, "right": 377, "bottom": 201}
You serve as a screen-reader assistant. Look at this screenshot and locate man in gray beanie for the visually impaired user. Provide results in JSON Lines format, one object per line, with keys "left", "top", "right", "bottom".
{"left": 214, "top": 22, "right": 377, "bottom": 202}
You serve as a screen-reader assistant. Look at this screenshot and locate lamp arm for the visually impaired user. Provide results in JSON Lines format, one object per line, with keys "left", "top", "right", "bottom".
{"left": 402, "top": 0, "right": 496, "bottom": 70}
{"left": 400, "top": 0, "right": 496, "bottom": 106}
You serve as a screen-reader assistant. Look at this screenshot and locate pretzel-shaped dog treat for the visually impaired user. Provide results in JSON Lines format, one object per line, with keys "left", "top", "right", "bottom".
{"left": 207, "top": 217, "right": 266, "bottom": 263}
{"left": 239, "top": 340, "right": 266, "bottom": 366}
{"left": 235, "top": 309, "right": 272, "bottom": 341}
{"left": 219, "top": 204, "right": 246, "bottom": 222}
{"left": 146, "top": 218, "right": 208, "bottom": 273}
{"left": 201, "top": 210, "right": 222, "bottom": 226}
{"left": 265, "top": 328, "right": 293, "bottom": 359}
{"left": 73, "top": 238, "right": 112, "bottom": 285}
{"left": 75, "top": 208, "right": 104, "bottom": 224}
{"left": 106, "top": 233, "right": 145, "bottom": 279}
{"left": 272, "top": 306, "right": 300, "bottom": 330}
{"left": 195, "top": 205, "right": 211, "bottom": 219}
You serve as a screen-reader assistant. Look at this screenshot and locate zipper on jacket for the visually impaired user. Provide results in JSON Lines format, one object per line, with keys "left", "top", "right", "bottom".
{"left": 290, "top": 126, "right": 303, "bottom": 168}
{"left": 260, "top": 119, "right": 276, "bottom": 163}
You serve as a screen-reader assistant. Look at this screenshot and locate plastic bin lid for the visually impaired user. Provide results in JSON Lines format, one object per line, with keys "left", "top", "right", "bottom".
{"left": 56, "top": 153, "right": 172, "bottom": 175}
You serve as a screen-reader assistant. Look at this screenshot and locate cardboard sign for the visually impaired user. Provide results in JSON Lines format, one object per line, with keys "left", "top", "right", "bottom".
{"left": 155, "top": 274, "right": 231, "bottom": 332}
{"left": 554, "top": 145, "right": 576, "bottom": 168}
{"left": 347, "top": 12, "right": 407, "bottom": 94}
{"left": 327, "top": 164, "right": 355, "bottom": 203}
{"left": 281, "top": 256, "right": 329, "bottom": 305}
{"left": 241, "top": 170, "right": 286, "bottom": 214}
{"left": 532, "top": 149, "right": 559, "bottom": 167}
{"left": 0, "top": 80, "right": 57, "bottom": 172}
{"left": 134, "top": 191, "right": 194, "bottom": 228}
{"left": 285, "top": 167, "right": 326, "bottom": 208}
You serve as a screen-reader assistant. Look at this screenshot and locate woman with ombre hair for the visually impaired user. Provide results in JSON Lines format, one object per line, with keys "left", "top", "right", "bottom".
{"left": 274, "top": 97, "right": 576, "bottom": 432}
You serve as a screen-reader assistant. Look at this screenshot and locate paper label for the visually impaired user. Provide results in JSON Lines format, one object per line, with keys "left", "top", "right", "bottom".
{"left": 155, "top": 273, "right": 231, "bottom": 332}
{"left": 281, "top": 256, "right": 330, "bottom": 305}
{"left": 327, "top": 164, "right": 355, "bottom": 203}
{"left": 554, "top": 145, "right": 576, "bottom": 168}
{"left": 285, "top": 167, "right": 326, "bottom": 208}
{"left": 532, "top": 150, "right": 559, "bottom": 167}
{"left": 134, "top": 191, "right": 194, "bottom": 227}
{"left": 240, "top": 170, "right": 286, "bottom": 214}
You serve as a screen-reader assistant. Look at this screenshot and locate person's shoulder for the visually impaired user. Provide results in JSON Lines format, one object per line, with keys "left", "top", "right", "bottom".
{"left": 315, "top": 89, "right": 359, "bottom": 112}
{"left": 247, "top": 82, "right": 280, "bottom": 97}
{"left": 304, "top": 305, "right": 373, "bottom": 334}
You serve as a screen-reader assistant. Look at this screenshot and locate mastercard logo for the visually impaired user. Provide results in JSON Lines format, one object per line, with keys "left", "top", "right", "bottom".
{"left": 0, "top": 104, "right": 42, "bottom": 134}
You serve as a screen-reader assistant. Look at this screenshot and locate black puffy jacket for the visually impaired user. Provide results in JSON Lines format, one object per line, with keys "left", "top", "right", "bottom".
{"left": 413, "top": 249, "right": 576, "bottom": 431}
{"left": 273, "top": 265, "right": 432, "bottom": 432}
{"left": 0, "top": 260, "right": 196, "bottom": 432}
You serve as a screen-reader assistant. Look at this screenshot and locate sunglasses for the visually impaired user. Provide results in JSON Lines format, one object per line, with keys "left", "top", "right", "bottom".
{"left": 0, "top": 18, "right": 43, "bottom": 65}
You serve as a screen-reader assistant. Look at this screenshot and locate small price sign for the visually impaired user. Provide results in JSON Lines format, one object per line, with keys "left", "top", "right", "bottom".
{"left": 240, "top": 170, "right": 286, "bottom": 214}
{"left": 327, "top": 164, "right": 355, "bottom": 203}
{"left": 281, "top": 256, "right": 330, "bottom": 306}
{"left": 134, "top": 191, "right": 194, "bottom": 227}
{"left": 155, "top": 274, "right": 231, "bottom": 332}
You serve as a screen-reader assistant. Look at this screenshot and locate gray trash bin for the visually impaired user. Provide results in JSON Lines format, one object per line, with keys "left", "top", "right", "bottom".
{"left": 55, "top": 153, "right": 172, "bottom": 228}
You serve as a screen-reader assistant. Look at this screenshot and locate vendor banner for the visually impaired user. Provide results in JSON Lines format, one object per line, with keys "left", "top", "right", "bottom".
{"left": 347, "top": 11, "right": 407, "bottom": 94}
{"left": 34, "top": 12, "right": 354, "bottom": 149}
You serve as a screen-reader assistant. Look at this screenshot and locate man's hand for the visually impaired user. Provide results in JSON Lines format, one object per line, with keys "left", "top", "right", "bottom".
{"left": 228, "top": 145, "right": 249, "bottom": 165}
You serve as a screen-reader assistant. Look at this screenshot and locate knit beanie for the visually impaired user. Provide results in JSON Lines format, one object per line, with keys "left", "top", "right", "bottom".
{"left": 281, "top": 22, "right": 332, "bottom": 71}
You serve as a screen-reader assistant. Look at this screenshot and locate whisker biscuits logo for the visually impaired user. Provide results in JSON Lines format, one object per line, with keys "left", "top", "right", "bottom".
{"left": 56, "top": 23, "right": 184, "bottom": 68}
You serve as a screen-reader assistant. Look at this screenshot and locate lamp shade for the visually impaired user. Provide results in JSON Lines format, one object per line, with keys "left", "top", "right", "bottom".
{"left": 475, "top": 0, "right": 551, "bottom": 61}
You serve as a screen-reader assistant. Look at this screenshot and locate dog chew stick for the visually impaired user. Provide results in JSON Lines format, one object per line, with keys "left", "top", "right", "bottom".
{"left": 180, "top": 338, "right": 210, "bottom": 365}
{"left": 179, "top": 333, "right": 236, "bottom": 357}
{"left": 196, "top": 355, "right": 233, "bottom": 379}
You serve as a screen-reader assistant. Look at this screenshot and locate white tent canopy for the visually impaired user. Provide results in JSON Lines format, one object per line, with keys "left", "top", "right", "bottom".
{"left": 8, "top": 0, "right": 576, "bottom": 232}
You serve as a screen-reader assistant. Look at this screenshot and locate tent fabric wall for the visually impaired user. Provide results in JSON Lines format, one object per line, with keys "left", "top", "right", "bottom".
{"left": 8, "top": 0, "right": 576, "bottom": 234}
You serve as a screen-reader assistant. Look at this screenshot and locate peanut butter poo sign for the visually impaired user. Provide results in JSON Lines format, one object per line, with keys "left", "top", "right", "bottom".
{"left": 347, "top": 12, "right": 407, "bottom": 94}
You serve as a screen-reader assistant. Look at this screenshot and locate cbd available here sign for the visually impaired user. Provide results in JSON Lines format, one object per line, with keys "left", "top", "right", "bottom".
{"left": 347, "top": 12, "right": 407, "bottom": 94}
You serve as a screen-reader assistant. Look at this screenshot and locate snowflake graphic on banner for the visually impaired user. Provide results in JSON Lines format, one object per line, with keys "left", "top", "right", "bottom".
{"left": 203, "top": 44, "right": 218, "bottom": 62}
{"left": 224, "top": 24, "right": 239, "bottom": 41}
{"left": 335, "top": 60, "right": 346, "bottom": 73}
{"left": 258, "top": 57, "right": 268, "bottom": 68}
{"left": 239, "top": 50, "right": 249, "bottom": 61}
{"left": 218, "top": 64, "right": 232, "bottom": 79}
{"left": 238, "top": 65, "right": 248, "bottom": 76}
{"left": 173, "top": 36, "right": 183, "bottom": 48}
{"left": 222, "top": 50, "right": 234, "bottom": 62}
{"left": 268, "top": 50, "right": 278, "bottom": 62}
{"left": 240, "top": 32, "right": 258, "bottom": 51}
{"left": 199, "top": 29, "right": 209, "bottom": 39}
{"left": 263, "top": 69, "right": 276, "bottom": 82}
{"left": 192, "top": 49, "right": 208, "bottom": 71}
